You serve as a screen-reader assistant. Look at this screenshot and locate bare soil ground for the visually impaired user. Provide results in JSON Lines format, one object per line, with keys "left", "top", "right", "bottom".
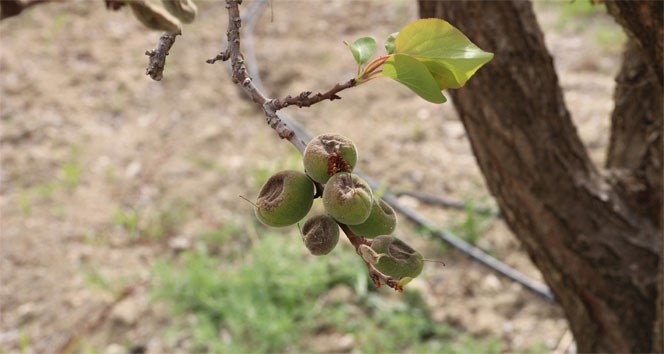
{"left": 1, "top": 1, "right": 623, "bottom": 353}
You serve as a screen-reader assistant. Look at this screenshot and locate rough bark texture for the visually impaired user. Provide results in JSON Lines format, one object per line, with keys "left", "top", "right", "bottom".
{"left": 605, "top": 1, "right": 663, "bottom": 84}
{"left": 606, "top": 39, "right": 663, "bottom": 229}
{"left": 418, "top": 1, "right": 662, "bottom": 352}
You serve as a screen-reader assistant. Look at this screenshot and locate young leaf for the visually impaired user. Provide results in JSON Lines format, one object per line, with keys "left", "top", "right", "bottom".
{"left": 382, "top": 54, "right": 447, "bottom": 104}
{"left": 344, "top": 37, "right": 377, "bottom": 65}
{"left": 394, "top": 18, "right": 493, "bottom": 89}
{"left": 384, "top": 32, "right": 398, "bottom": 54}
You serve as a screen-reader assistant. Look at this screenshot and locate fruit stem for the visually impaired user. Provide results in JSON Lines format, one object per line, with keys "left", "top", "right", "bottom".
{"left": 238, "top": 195, "right": 258, "bottom": 208}
{"left": 424, "top": 258, "right": 446, "bottom": 266}
{"left": 338, "top": 223, "right": 403, "bottom": 292}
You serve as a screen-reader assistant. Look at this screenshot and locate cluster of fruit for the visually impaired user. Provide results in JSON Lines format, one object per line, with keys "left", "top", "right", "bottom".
{"left": 253, "top": 134, "right": 424, "bottom": 285}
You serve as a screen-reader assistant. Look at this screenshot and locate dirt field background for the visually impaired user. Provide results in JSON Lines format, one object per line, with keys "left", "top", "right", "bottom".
{"left": 1, "top": 0, "right": 624, "bottom": 352}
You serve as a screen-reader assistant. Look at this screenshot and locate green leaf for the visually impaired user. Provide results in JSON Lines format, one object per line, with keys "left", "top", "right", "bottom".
{"left": 344, "top": 37, "right": 377, "bottom": 65}
{"left": 382, "top": 54, "right": 446, "bottom": 104}
{"left": 385, "top": 32, "right": 398, "bottom": 54}
{"left": 394, "top": 18, "right": 493, "bottom": 89}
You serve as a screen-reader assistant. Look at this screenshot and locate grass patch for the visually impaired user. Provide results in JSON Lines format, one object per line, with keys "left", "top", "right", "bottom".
{"left": 151, "top": 224, "right": 503, "bottom": 353}
{"left": 16, "top": 146, "right": 82, "bottom": 216}
{"left": 113, "top": 198, "right": 189, "bottom": 239}
{"left": 450, "top": 199, "right": 494, "bottom": 246}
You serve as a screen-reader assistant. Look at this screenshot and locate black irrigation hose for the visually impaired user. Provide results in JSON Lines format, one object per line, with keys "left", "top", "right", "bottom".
{"left": 395, "top": 190, "right": 502, "bottom": 218}
{"left": 379, "top": 191, "right": 555, "bottom": 302}
{"left": 238, "top": 0, "right": 556, "bottom": 303}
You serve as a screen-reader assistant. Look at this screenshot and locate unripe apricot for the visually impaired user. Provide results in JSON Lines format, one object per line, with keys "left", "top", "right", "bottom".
{"left": 348, "top": 196, "right": 397, "bottom": 238}
{"left": 371, "top": 236, "right": 423, "bottom": 279}
{"left": 301, "top": 214, "right": 340, "bottom": 255}
{"left": 254, "top": 170, "right": 314, "bottom": 227}
{"left": 323, "top": 172, "right": 372, "bottom": 225}
{"left": 303, "top": 134, "right": 358, "bottom": 184}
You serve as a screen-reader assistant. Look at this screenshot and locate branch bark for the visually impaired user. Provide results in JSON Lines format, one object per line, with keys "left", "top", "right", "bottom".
{"left": 419, "top": 1, "right": 661, "bottom": 352}
{"left": 145, "top": 32, "right": 180, "bottom": 81}
{"left": 606, "top": 39, "right": 663, "bottom": 229}
{"left": 604, "top": 1, "right": 663, "bottom": 84}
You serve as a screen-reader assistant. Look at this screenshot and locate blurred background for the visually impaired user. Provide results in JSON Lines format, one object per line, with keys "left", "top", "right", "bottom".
{"left": 0, "top": 0, "right": 625, "bottom": 352}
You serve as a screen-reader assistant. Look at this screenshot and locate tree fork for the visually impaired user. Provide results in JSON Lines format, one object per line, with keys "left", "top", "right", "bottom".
{"left": 419, "top": 1, "right": 662, "bottom": 352}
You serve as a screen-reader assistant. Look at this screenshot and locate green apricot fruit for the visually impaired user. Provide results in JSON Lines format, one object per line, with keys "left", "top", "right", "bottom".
{"left": 303, "top": 133, "right": 358, "bottom": 184}
{"left": 322, "top": 172, "right": 373, "bottom": 225}
{"left": 371, "top": 236, "right": 424, "bottom": 279}
{"left": 301, "top": 214, "right": 340, "bottom": 255}
{"left": 254, "top": 170, "right": 314, "bottom": 227}
{"left": 348, "top": 196, "right": 397, "bottom": 238}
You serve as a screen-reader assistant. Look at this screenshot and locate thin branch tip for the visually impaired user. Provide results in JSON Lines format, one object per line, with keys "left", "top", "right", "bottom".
{"left": 145, "top": 31, "right": 180, "bottom": 81}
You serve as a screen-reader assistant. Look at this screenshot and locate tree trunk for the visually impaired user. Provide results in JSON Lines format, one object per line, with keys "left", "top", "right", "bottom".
{"left": 418, "top": 1, "right": 662, "bottom": 352}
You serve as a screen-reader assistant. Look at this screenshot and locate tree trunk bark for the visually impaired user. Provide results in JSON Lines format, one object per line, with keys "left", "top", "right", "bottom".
{"left": 418, "top": 1, "right": 662, "bottom": 352}
{"left": 606, "top": 39, "right": 662, "bottom": 230}
{"left": 604, "top": 1, "right": 663, "bottom": 84}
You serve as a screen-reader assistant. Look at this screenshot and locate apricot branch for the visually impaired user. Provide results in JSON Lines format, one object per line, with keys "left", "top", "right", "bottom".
{"left": 269, "top": 79, "right": 356, "bottom": 110}
{"left": 207, "top": 0, "right": 306, "bottom": 152}
{"left": 214, "top": 0, "right": 424, "bottom": 292}
{"left": 145, "top": 31, "right": 180, "bottom": 81}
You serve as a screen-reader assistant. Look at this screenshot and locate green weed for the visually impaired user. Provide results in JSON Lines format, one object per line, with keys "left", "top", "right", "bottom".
{"left": 19, "top": 328, "right": 30, "bottom": 354}
{"left": 143, "top": 198, "right": 190, "bottom": 240}
{"left": 114, "top": 208, "right": 140, "bottom": 237}
{"left": 151, "top": 225, "right": 502, "bottom": 353}
{"left": 594, "top": 23, "right": 627, "bottom": 54}
{"left": 560, "top": 0, "right": 603, "bottom": 19}
{"left": 18, "top": 191, "right": 31, "bottom": 216}
{"left": 16, "top": 145, "right": 82, "bottom": 216}
{"left": 113, "top": 200, "right": 188, "bottom": 240}
{"left": 450, "top": 200, "right": 493, "bottom": 246}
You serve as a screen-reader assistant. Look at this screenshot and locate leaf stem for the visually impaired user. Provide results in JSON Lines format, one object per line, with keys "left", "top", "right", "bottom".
{"left": 356, "top": 55, "right": 391, "bottom": 83}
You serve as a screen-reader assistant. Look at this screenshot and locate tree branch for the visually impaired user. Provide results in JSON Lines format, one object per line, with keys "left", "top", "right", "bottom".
{"left": 145, "top": 31, "right": 181, "bottom": 81}
{"left": 605, "top": 1, "right": 663, "bottom": 84}
{"left": 212, "top": 0, "right": 408, "bottom": 290}
{"left": 268, "top": 79, "right": 356, "bottom": 110}
{"left": 207, "top": 0, "right": 307, "bottom": 152}
{"left": 0, "top": 0, "right": 53, "bottom": 20}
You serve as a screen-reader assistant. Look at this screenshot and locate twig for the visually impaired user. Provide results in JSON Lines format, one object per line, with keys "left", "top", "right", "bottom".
{"left": 396, "top": 190, "right": 501, "bottom": 218}
{"left": 269, "top": 79, "right": 356, "bottom": 110}
{"left": 145, "top": 31, "right": 181, "bottom": 81}
{"left": 208, "top": 0, "right": 307, "bottom": 151}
